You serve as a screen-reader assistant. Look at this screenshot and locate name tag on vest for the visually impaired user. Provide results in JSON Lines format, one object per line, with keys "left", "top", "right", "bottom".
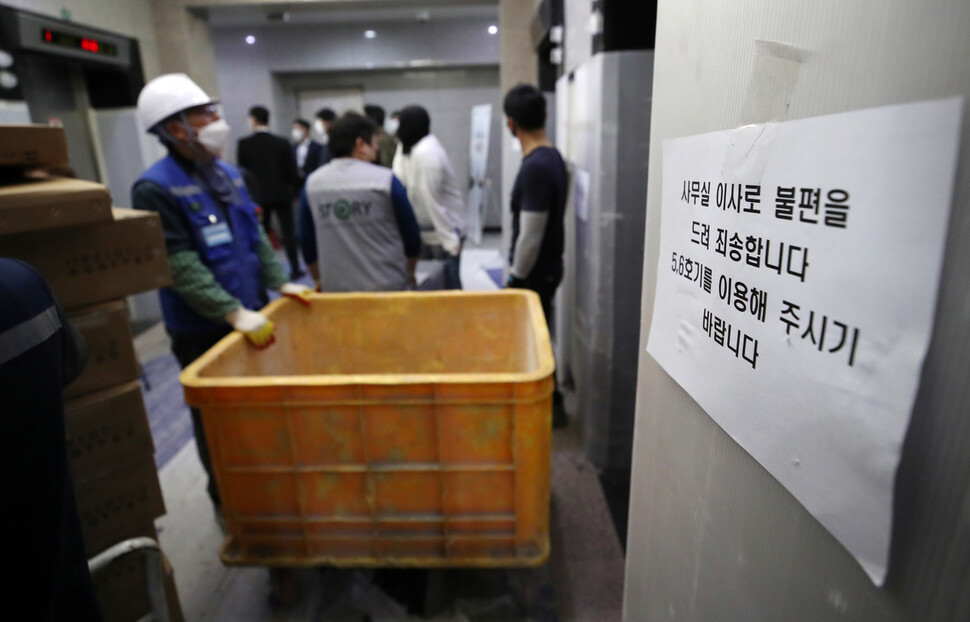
{"left": 202, "top": 222, "right": 233, "bottom": 247}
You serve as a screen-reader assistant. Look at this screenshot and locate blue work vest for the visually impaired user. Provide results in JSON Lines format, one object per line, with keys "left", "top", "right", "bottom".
{"left": 139, "top": 155, "right": 265, "bottom": 336}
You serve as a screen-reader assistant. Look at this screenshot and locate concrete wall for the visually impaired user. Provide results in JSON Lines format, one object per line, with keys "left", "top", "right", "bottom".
{"left": 499, "top": 0, "right": 540, "bottom": 269}
{"left": 0, "top": 0, "right": 161, "bottom": 80}
{"left": 149, "top": 1, "right": 219, "bottom": 96}
{"left": 625, "top": 1, "right": 970, "bottom": 620}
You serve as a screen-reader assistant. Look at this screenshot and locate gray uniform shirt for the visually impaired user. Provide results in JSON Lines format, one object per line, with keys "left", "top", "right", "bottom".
{"left": 305, "top": 158, "right": 410, "bottom": 292}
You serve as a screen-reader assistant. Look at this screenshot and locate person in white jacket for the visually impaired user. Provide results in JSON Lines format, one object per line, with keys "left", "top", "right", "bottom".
{"left": 392, "top": 106, "right": 467, "bottom": 289}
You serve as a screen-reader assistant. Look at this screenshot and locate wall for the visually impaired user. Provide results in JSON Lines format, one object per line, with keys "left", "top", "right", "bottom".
{"left": 0, "top": 0, "right": 161, "bottom": 80}
{"left": 625, "top": 1, "right": 970, "bottom": 620}
{"left": 149, "top": 1, "right": 219, "bottom": 96}
{"left": 499, "top": 0, "right": 540, "bottom": 269}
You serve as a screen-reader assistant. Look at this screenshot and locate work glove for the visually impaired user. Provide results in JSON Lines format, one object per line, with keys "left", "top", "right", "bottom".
{"left": 225, "top": 307, "right": 275, "bottom": 349}
{"left": 279, "top": 282, "right": 313, "bottom": 306}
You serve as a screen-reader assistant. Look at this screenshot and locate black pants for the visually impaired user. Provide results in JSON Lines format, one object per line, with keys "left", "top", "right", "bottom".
{"left": 170, "top": 328, "right": 232, "bottom": 506}
{"left": 262, "top": 200, "right": 301, "bottom": 277}
{"left": 522, "top": 272, "right": 565, "bottom": 424}
{"left": 420, "top": 241, "right": 463, "bottom": 290}
{"left": 523, "top": 272, "right": 562, "bottom": 335}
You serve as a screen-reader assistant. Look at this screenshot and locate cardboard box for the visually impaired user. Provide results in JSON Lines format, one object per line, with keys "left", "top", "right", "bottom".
{"left": 0, "top": 207, "right": 172, "bottom": 309}
{"left": 64, "top": 302, "right": 139, "bottom": 399}
{"left": 0, "top": 124, "right": 69, "bottom": 168}
{"left": 91, "top": 538, "right": 185, "bottom": 622}
{"left": 64, "top": 381, "right": 154, "bottom": 477}
{"left": 0, "top": 176, "right": 113, "bottom": 235}
{"left": 73, "top": 455, "right": 166, "bottom": 558}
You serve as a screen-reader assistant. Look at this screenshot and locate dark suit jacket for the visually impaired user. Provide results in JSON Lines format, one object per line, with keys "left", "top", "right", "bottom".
{"left": 237, "top": 130, "right": 299, "bottom": 205}
{"left": 296, "top": 140, "right": 325, "bottom": 181}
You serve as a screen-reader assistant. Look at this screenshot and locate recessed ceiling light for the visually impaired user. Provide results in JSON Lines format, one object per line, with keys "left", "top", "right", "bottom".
{"left": 245, "top": 35, "right": 256, "bottom": 45}
{"left": 364, "top": 30, "right": 377, "bottom": 39}
{"left": 488, "top": 25, "right": 498, "bottom": 35}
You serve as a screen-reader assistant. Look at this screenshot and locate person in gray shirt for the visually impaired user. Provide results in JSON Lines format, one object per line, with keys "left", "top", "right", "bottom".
{"left": 299, "top": 113, "right": 422, "bottom": 292}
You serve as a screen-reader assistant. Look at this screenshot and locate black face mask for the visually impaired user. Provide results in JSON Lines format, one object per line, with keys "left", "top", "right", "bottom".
{"left": 397, "top": 106, "right": 430, "bottom": 155}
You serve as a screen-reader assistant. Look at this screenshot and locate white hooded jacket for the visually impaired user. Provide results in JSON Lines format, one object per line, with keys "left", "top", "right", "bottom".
{"left": 392, "top": 134, "right": 466, "bottom": 255}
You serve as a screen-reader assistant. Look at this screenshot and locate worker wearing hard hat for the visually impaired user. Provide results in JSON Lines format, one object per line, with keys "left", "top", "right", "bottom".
{"left": 131, "top": 73, "right": 310, "bottom": 510}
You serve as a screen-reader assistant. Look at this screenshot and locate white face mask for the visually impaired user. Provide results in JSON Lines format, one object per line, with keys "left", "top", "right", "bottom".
{"left": 291, "top": 128, "right": 306, "bottom": 143}
{"left": 313, "top": 119, "right": 328, "bottom": 144}
{"left": 384, "top": 118, "right": 400, "bottom": 135}
{"left": 197, "top": 119, "right": 231, "bottom": 156}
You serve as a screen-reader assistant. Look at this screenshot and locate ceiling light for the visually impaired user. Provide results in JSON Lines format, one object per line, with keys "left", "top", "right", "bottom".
{"left": 488, "top": 25, "right": 498, "bottom": 35}
{"left": 245, "top": 35, "right": 256, "bottom": 45}
{"left": 364, "top": 30, "right": 377, "bottom": 39}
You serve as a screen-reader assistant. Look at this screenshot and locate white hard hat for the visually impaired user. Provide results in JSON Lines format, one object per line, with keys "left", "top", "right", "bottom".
{"left": 137, "top": 73, "right": 219, "bottom": 132}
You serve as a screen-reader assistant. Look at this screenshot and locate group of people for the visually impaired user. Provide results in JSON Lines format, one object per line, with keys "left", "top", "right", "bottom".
{"left": 130, "top": 73, "right": 568, "bottom": 511}
{"left": 234, "top": 99, "right": 467, "bottom": 293}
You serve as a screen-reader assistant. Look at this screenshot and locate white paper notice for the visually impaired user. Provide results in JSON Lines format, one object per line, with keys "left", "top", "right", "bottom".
{"left": 646, "top": 98, "right": 962, "bottom": 584}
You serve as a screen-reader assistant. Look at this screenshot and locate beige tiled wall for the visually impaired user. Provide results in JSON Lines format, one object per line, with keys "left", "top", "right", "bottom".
{"left": 149, "top": 1, "right": 219, "bottom": 96}
{"left": 498, "top": 0, "right": 541, "bottom": 270}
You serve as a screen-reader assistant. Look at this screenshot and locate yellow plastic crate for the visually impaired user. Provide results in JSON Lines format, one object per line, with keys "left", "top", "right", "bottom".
{"left": 180, "top": 290, "right": 554, "bottom": 567}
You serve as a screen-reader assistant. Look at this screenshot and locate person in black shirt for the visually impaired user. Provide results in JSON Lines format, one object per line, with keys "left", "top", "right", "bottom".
{"left": 504, "top": 84, "right": 568, "bottom": 324}
{"left": 292, "top": 118, "right": 325, "bottom": 187}
{"left": 504, "top": 83, "right": 568, "bottom": 427}
{"left": 237, "top": 105, "right": 304, "bottom": 279}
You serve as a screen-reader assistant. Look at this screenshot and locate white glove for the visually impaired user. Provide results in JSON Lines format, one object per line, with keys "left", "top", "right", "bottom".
{"left": 224, "top": 307, "right": 275, "bottom": 348}
{"left": 279, "top": 282, "right": 313, "bottom": 306}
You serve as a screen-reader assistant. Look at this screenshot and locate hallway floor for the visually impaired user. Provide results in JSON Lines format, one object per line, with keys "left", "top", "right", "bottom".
{"left": 134, "top": 236, "right": 625, "bottom": 620}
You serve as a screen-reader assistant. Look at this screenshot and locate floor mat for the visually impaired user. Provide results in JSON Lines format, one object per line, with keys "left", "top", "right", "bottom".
{"left": 485, "top": 267, "right": 504, "bottom": 289}
{"left": 140, "top": 353, "right": 194, "bottom": 469}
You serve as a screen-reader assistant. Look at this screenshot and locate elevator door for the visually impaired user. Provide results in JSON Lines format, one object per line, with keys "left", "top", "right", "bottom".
{"left": 297, "top": 88, "right": 365, "bottom": 125}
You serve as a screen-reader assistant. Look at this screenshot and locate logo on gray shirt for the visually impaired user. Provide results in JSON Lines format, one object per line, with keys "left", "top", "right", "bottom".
{"left": 319, "top": 199, "right": 372, "bottom": 220}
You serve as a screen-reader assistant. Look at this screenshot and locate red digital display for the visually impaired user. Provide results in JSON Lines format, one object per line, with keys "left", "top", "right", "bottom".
{"left": 40, "top": 28, "right": 118, "bottom": 57}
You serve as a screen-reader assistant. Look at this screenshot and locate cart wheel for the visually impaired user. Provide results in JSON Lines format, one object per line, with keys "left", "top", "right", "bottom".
{"left": 268, "top": 568, "right": 299, "bottom": 610}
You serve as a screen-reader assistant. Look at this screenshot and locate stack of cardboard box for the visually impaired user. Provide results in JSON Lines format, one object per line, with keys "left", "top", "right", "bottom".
{"left": 0, "top": 125, "right": 184, "bottom": 622}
